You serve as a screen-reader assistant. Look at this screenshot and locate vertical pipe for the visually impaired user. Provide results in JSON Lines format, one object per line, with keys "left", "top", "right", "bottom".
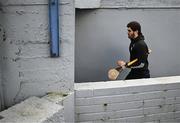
{"left": 49, "top": 0, "right": 60, "bottom": 57}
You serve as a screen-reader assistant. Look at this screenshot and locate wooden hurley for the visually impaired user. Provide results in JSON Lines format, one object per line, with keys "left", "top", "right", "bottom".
{"left": 108, "top": 58, "right": 138, "bottom": 80}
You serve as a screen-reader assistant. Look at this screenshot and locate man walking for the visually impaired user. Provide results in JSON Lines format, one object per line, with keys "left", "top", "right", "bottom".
{"left": 117, "top": 21, "right": 150, "bottom": 80}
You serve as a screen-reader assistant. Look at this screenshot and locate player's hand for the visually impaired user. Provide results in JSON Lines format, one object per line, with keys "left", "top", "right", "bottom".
{"left": 117, "top": 60, "right": 126, "bottom": 69}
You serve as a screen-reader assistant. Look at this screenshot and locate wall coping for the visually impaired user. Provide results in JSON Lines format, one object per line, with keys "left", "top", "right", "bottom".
{"left": 75, "top": 76, "right": 180, "bottom": 90}
{"left": 75, "top": 0, "right": 180, "bottom": 9}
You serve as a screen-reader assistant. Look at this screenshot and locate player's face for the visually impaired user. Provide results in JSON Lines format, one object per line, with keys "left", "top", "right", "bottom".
{"left": 127, "top": 27, "right": 135, "bottom": 39}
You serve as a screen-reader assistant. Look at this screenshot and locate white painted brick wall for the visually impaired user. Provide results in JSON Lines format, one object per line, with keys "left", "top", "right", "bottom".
{"left": 75, "top": 76, "right": 180, "bottom": 122}
{"left": 0, "top": 0, "right": 74, "bottom": 107}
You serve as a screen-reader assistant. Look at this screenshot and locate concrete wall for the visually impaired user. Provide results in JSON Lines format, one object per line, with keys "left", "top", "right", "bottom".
{"left": 75, "top": 0, "right": 101, "bottom": 9}
{"left": 75, "top": 0, "right": 180, "bottom": 82}
{"left": 75, "top": 0, "right": 180, "bottom": 9}
{"left": 100, "top": 0, "right": 180, "bottom": 8}
{"left": 0, "top": 0, "right": 74, "bottom": 107}
{"left": 75, "top": 76, "right": 180, "bottom": 122}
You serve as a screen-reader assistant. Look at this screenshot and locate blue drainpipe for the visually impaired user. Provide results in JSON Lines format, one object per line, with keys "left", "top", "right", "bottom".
{"left": 49, "top": 0, "right": 60, "bottom": 57}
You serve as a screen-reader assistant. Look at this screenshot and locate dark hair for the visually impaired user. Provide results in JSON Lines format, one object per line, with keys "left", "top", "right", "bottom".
{"left": 127, "top": 21, "right": 142, "bottom": 35}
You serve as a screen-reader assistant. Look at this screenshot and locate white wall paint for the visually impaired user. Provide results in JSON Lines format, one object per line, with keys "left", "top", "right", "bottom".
{"left": 75, "top": 0, "right": 101, "bottom": 9}
{"left": 75, "top": 76, "right": 180, "bottom": 122}
{"left": 0, "top": 0, "right": 75, "bottom": 107}
{"left": 100, "top": 0, "right": 180, "bottom": 8}
{"left": 75, "top": 0, "right": 180, "bottom": 9}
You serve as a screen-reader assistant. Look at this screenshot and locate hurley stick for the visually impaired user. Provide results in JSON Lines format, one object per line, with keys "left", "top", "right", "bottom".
{"left": 108, "top": 58, "right": 138, "bottom": 80}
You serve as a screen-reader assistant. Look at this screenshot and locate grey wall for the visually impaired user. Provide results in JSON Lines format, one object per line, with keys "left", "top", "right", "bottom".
{"left": 100, "top": 0, "right": 180, "bottom": 8}
{"left": 75, "top": 8, "right": 180, "bottom": 82}
{"left": 0, "top": 0, "right": 74, "bottom": 107}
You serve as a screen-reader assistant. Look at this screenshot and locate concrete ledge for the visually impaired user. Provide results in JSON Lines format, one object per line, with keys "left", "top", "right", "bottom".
{"left": 75, "top": 76, "right": 180, "bottom": 91}
{"left": 74, "top": 0, "right": 180, "bottom": 9}
{"left": 0, "top": 96, "right": 65, "bottom": 123}
{"left": 101, "top": 0, "right": 180, "bottom": 8}
{"left": 75, "top": 0, "right": 101, "bottom": 9}
{"left": 0, "top": 0, "right": 70, "bottom": 6}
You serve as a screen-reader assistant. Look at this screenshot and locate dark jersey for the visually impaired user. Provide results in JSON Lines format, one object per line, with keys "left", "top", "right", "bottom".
{"left": 126, "top": 35, "right": 150, "bottom": 79}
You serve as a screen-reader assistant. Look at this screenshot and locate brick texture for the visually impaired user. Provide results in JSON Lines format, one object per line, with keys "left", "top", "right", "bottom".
{"left": 75, "top": 76, "right": 180, "bottom": 122}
